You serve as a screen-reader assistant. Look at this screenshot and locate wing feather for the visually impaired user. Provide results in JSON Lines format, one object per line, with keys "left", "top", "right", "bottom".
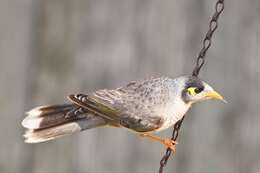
{"left": 68, "top": 78, "right": 170, "bottom": 132}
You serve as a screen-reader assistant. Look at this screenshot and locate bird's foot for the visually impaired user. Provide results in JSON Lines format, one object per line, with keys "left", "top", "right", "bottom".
{"left": 161, "top": 138, "right": 177, "bottom": 153}
{"left": 139, "top": 133, "right": 177, "bottom": 153}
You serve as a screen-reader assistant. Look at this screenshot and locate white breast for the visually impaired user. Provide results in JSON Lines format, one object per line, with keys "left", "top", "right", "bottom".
{"left": 154, "top": 98, "right": 191, "bottom": 132}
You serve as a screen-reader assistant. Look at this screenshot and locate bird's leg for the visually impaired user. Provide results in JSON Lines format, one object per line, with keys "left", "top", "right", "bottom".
{"left": 139, "top": 133, "right": 177, "bottom": 153}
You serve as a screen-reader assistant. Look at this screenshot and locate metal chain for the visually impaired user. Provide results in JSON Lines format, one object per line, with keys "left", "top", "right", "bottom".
{"left": 159, "top": 116, "right": 185, "bottom": 173}
{"left": 192, "top": 0, "right": 224, "bottom": 77}
{"left": 158, "top": 0, "right": 224, "bottom": 172}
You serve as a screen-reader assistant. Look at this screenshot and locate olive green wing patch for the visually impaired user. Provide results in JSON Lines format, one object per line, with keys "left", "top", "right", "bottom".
{"left": 67, "top": 94, "right": 120, "bottom": 122}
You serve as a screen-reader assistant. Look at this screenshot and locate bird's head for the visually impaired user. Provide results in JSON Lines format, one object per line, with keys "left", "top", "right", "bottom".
{"left": 177, "top": 76, "right": 226, "bottom": 104}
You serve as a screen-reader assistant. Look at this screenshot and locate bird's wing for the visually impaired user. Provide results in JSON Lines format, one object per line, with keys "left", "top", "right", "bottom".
{"left": 68, "top": 78, "right": 168, "bottom": 132}
{"left": 67, "top": 93, "right": 120, "bottom": 123}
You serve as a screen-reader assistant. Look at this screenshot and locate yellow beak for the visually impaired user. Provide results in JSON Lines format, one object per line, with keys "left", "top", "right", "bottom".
{"left": 205, "top": 91, "right": 227, "bottom": 103}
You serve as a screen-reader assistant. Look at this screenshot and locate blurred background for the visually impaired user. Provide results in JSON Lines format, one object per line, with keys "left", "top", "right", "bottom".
{"left": 1, "top": 0, "right": 260, "bottom": 173}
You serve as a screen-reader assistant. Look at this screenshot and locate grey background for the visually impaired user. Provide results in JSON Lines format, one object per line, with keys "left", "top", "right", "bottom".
{"left": 1, "top": 0, "right": 260, "bottom": 173}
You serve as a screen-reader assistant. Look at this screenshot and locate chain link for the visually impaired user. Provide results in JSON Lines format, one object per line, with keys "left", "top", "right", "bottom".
{"left": 192, "top": 0, "right": 224, "bottom": 77}
{"left": 158, "top": 0, "right": 224, "bottom": 172}
{"left": 159, "top": 116, "right": 185, "bottom": 173}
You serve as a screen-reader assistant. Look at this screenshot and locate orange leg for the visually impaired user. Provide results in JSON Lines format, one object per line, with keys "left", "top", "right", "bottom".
{"left": 139, "top": 133, "right": 177, "bottom": 153}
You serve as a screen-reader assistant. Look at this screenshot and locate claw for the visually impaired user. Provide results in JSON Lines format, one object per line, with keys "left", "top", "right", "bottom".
{"left": 162, "top": 139, "right": 177, "bottom": 153}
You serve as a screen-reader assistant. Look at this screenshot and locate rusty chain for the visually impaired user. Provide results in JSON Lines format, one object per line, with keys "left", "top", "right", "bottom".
{"left": 158, "top": 0, "right": 224, "bottom": 172}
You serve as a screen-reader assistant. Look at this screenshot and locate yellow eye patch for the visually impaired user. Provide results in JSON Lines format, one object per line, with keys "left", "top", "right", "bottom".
{"left": 187, "top": 87, "right": 197, "bottom": 96}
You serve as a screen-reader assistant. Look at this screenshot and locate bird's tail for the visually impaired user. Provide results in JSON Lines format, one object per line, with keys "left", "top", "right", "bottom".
{"left": 22, "top": 104, "right": 106, "bottom": 143}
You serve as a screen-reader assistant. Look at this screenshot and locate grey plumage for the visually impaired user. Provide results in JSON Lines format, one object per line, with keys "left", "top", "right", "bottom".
{"left": 22, "top": 76, "right": 224, "bottom": 143}
{"left": 89, "top": 76, "right": 187, "bottom": 132}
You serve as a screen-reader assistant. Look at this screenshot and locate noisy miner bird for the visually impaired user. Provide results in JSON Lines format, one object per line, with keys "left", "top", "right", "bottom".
{"left": 22, "top": 76, "right": 225, "bottom": 152}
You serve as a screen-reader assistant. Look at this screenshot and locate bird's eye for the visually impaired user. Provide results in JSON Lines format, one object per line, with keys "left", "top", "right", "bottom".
{"left": 187, "top": 87, "right": 203, "bottom": 96}
{"left": 194, "top": 87, "right": 203, "bottom": 94}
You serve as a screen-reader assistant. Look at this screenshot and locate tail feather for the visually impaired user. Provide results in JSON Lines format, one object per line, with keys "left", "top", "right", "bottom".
{"left": 24, "top": 122, "right": 81, "bottom": 143}
{"left": 26, "top": 104, "right": 74, "bottom": 118}
{"left": 22, "top": 104, "right": 87, "bottom": 130}
{"left": 22, "top": 104, "right": 107, "bottom": 143}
